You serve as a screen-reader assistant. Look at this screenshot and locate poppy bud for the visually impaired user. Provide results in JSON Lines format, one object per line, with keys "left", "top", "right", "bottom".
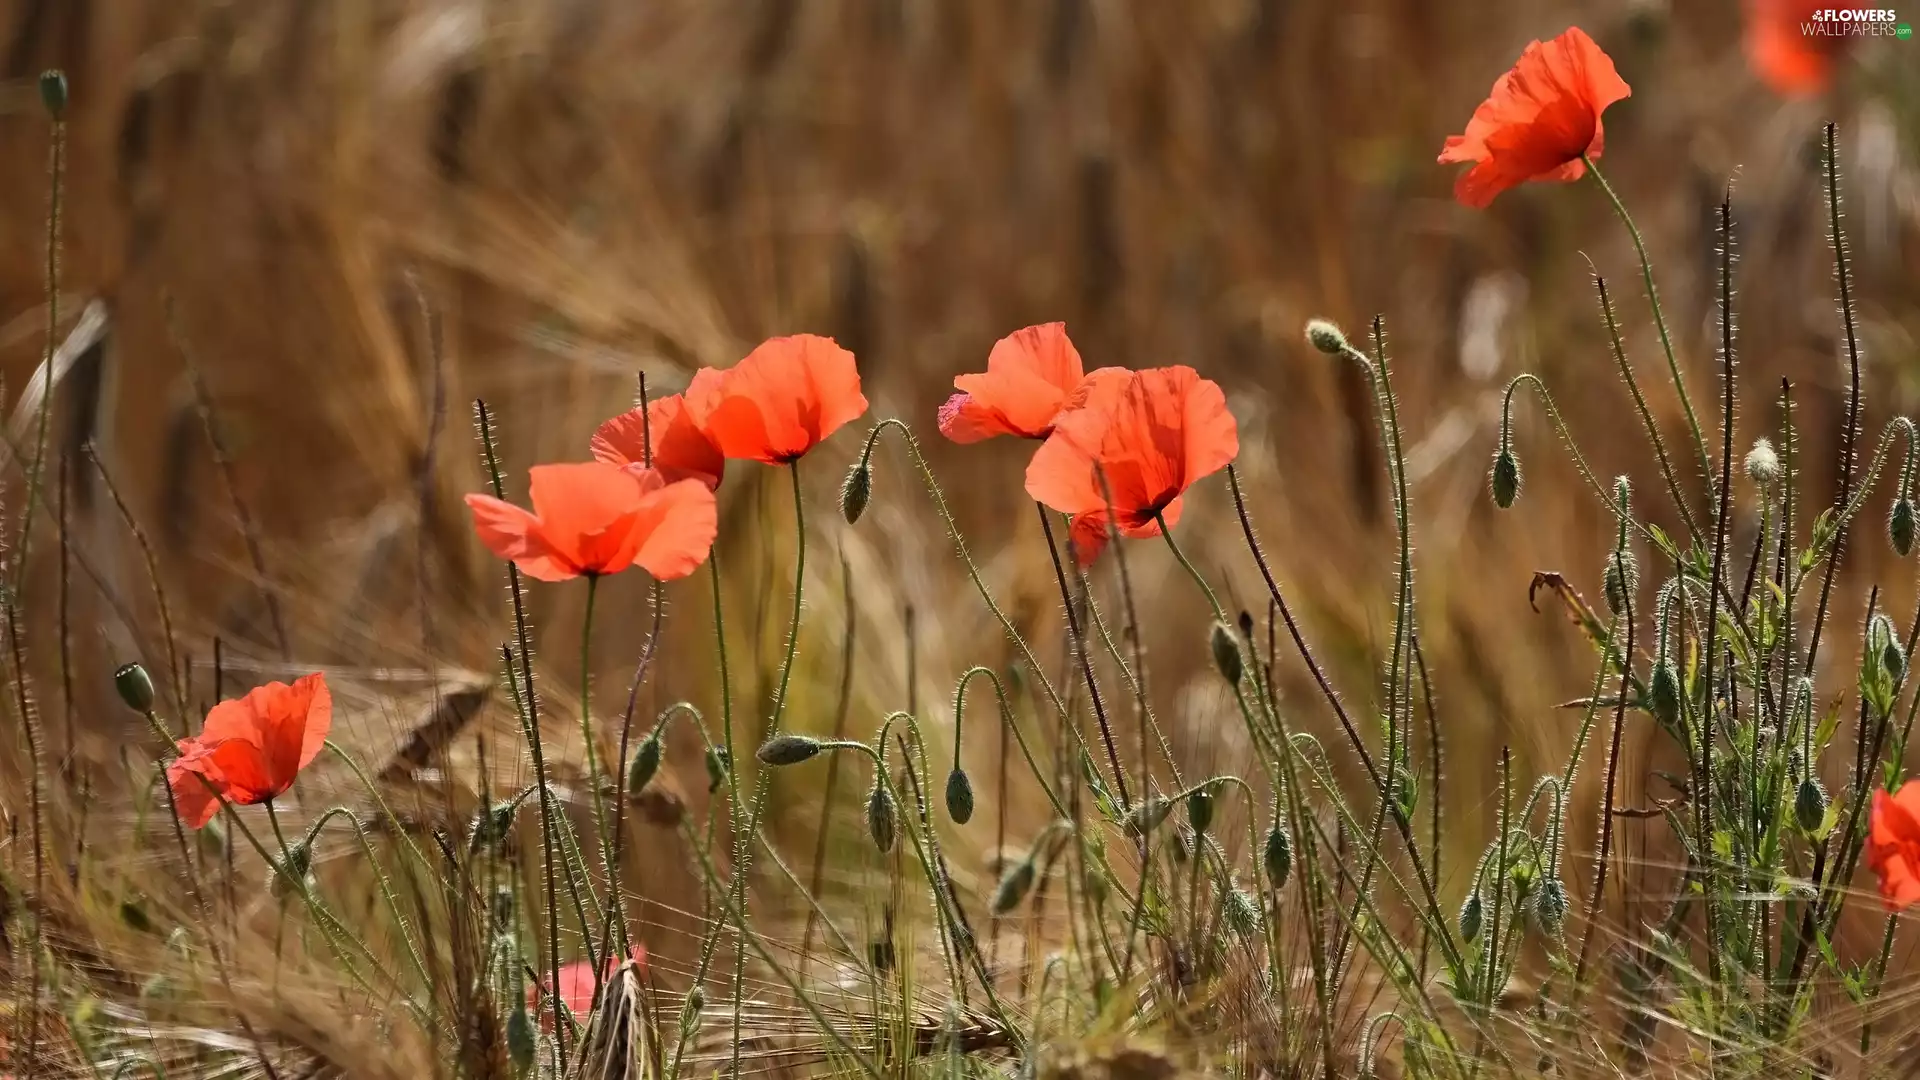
{"left": 1305, "top": 319, "right": 1349, "bottom": 356}
{"left": 1459, "top": 890, "right": 1484, "bottom": 943}
{"left": 1187, "top": 788, "right": 1215, "bottom": 836}
{"left": 491, "top": 885, "right": 515, "bottom": 930}
{"left": 1489, "top": 449, "right": 1521, "bottom": 509}
{"left": 39, "top": 70, "right": 67, "bottom": 118}
{"left": 469, "top": 800, "right": 518, "bottom": 854}
{"left": 1534, "top": 879, "right": 1568, "bottom": 931}
{"left": 1794, "top": 778, "right": 1828, "bottom": 834}
{"left": 1648, "top": 659, "right": 1681, "bottom": 728}
{"left": 866, "top": 781, "right": 897, "bottom": 853}
{"left": 686, "top": 984, "right": 706, "bottom": 1016}
{"left": 1744, "top": 438, "right": 1780, "bottom": 487}
{"left": 990, "top": 856, "right": 1037, "bottom": 914}
{"left": 271, "top": 843, "right": 313, "bottom": 898}
{"left": 1603, "top": 549, "right": 1638, "bottom": 619}
{"left": 114, "top": 662, "right": 156, "bottom": 713}
{"left": 704, "top": 747, "right": 730, "bottom": 793}
{"left": 840, "top": 462, "right": 872, "bottom": 525}
{"left": 1890, "top": 498, "right": 1915, "bottom": 557}
{"left": 1263, "top": 823, "right": 1293, "bottom": 889}
{"left": 1083, "top": 859, "right": 1110, "bottom": 908}
{"left": 506, "top": 1005, "right": 536, "bottom": 1075}
{"left": 756, "top": 734, "right": 823, "bottom": 766}
{"left": 1237, "top": 609, "right": 1255, "bottom": 638}
{"left": 1123, "top": 796, "right": 1173, "bottom": 838}
{"left": 1209, "top": 621, "right": 1243, "bottom": 685}
{"left": 945, "top": 767, "right": 975, "bottom": 825}
{"left": 627, "top": 733, "right": 663, "bottom": 795}
{"left": 1224, "top": 888, "right": 1260, "bottom": 939}
{"left": 1868, "top": 614, "right": 1903, "bottom": 682}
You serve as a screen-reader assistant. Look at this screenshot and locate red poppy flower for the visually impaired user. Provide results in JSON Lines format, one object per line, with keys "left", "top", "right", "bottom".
{"left": 1744, "top": 1, "right": 1845, "bottom": 97}
{"left": 167, "top": 673, "right": 332, "bottom": 829}
{"left": 683, "top": 335, "right": 868, "bottom": 464}
{"left": 466, "top": 462, "right": 718, "bottom": 583}
{"left": 1024, "top": 366, "right": 1239, "bottom": 565}
{"left": 1438, "top": 27, "right": 1631, "bottom": 209}
{"left": 1868, "top": 785, "right": 1920, "bottom": 911}
{"left": 530, "top": 945, "right": 648, "bottom": 1024}
{"left": 939, "top": 323, "right": 1101, "bottom": 443}
{"left": 592, "top": 393, "right": 726, "bottom": 490}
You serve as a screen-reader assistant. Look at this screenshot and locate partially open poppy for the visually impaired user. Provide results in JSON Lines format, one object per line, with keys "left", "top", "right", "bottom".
{"left": 1868, "top": 784, "right": 1920, "bottom": 911}
{"left": 939, "top": 323, "right": 1104, "bottom": 443}
{"left": 168, "top": 673, "right": 332, "bottom": 829}
{"left": 592, "top": 393, "right": 726, "bottom": 490}
{"left": 1744, "top": 1, "right": 1846, "bottom": 97}
{"left": 1024, "top": 366, "right": 1239, "bottom": 565}
{"left": 1438, "top": 26, "right": 1631, "bottom": 209}
{"left": 466, "top": 461, "right": 718, "bottom": 582}
{"left": 531, "top": 945, "right": 648, "bottom": 1026}
{"left": 684, "top": 335, "right": 868, "bottom": 464}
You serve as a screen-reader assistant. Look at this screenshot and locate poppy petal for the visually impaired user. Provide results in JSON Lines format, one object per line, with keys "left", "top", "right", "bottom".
{"left": 593, "top": 395, "right": 726, "bottom": 490}
{"left": 937, "top": 392, "right": 1016, "bottom": 444}
{"left": 467, "top": 493, "right": 578, "bottom": 582}
{"left": 629, "top": 478, "right": 719, "bottom": 581}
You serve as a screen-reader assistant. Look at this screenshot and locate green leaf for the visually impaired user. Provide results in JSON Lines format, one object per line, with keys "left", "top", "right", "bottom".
{"left": 1647, "top": 523, "right": 1682, "bottom": 565}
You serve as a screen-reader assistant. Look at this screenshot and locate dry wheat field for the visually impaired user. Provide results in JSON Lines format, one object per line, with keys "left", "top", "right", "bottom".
{"left": 1, "top": 1, "right": 1920, "bottom": 1077}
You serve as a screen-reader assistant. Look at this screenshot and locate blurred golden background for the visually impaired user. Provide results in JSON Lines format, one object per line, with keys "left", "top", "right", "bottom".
{"left": 2, "top": 0, "right": 1918, "bottom": 974}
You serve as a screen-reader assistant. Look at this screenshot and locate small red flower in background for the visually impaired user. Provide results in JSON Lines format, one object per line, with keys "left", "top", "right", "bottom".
{"left": 1744, "top": 1, "right": 1846, "bottom": 97}
{"left": 593, "top": 394, "right": 726, "bottom": 490}
{"left": 1868, "top": 784, "right": 1920, "bottom": 911}
{"left": 939, "top": 323, "right": 1111, "bottom": 443}
{"left": 1024, "top": 366, "right": 1239, "bottom": 565}
{"left": 530, "top": 945, "right": 648, "bottom": 1024}
{"left": 684, "top": 335, "right": 868, "bottom": 464}
{"left": 466, "top": 462, "right": 718, "bottom": 583}
{"left": 1438, "top": 26, "right": 1631, "bottom": 208}
{"left": 167, "top": 673, "right": 332, "bottom": 829}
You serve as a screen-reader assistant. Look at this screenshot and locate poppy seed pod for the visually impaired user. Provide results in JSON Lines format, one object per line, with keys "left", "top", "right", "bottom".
{"left": 627, "top": 733, "right": 663, "bottom": 795}
{"left": 1209, "top": 621, "right": 1243, "bottom": 685}
{"left": 1890, "top": 498, "right": 1915, "bottom": 557}
{"left": 1795, "top": 778, "right": 1828, "bottom": 834}
{"left": 1305, "top": 319, "right": 1349, "bottom": 356}
{"left": 1264, "top": 823, "right": 1293, "bottom": 889}
{"left": 1187, "top": 788, "right": 1215, "bottom": 835}
{"left": 945, "top": 767, "right": 975, "bottom": 825}
{"left": 114, "top": 662, "right": 156, "bottom": 713}
{"left": 756, "top": 734, "right": 824, "bottom": 767}
{"left": 867, "top": 781, "right": 897, "bottom": 854}
{"left": 1490, "top": 449, "right": 1522, "bottom": 509}
{"left": 40, "top": 70, "right": 67, "bottom": 117}
{"left": 840, "top": 462, "right": 872, "bottom": 525}
{"left": 687, "top": 984, "right": 706, "bottom": 1015}
{"left": 469, "top": 801, "right": 518, "bottom": 854}
{"left": 990, "top": 856, "right": 1037, "bottom": 915}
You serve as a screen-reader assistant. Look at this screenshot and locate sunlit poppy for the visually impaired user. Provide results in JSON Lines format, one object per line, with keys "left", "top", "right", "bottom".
{"left": 466, "top": 461, "right": 718, "bottom": 583}
{"left": 939, "top": 323, "right": 1108, "bottom": 443}
{"left": 1438, "top": 26, "right": 1631, "bottom": 209}
{"left": 1024, "top": 366, "right": 1239, "bottom": 565}
{"left": 1868, "top": 785, "right": 1920, "bottom": 911}
{"left": 1744, "top": 1, "right": 1846, "bottom": 97}
{"left": 684, "top": 335, "right": 868, "bottom": 464}
{"left": 531, "top": 945, "right": 648, "bottom": 1025}
{"left": 592, "top": 393, "right": 726, "bottom": 490}
{"left": 167, "top": 673, "right": 332, "bottom": 829}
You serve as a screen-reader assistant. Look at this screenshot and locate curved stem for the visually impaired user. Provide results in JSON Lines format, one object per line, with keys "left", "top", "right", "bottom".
{"left": 1584, "top": 155, "right": 1714, "bottom": 488}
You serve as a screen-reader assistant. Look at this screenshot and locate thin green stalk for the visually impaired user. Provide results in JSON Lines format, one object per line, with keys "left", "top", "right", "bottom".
{"left": 1584, "top": 155, "right": 1714, "bottom": 488}
{"left": 577, "top": 574, "right": 617, "bottom": 1006}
